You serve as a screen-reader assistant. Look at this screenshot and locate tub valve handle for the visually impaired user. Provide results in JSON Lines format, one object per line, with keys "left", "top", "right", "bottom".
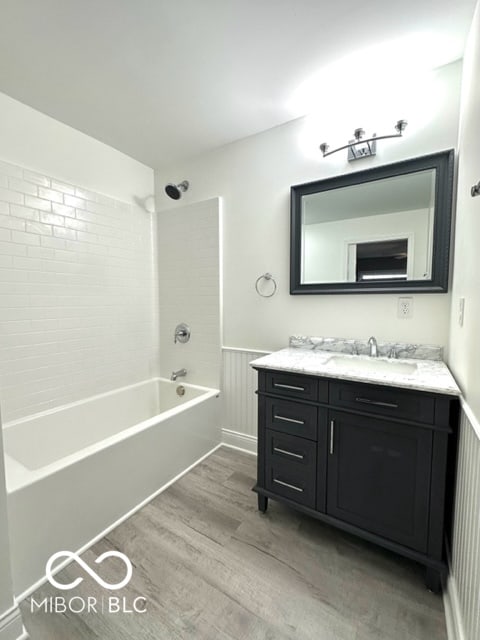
{"left": 174, "top": 323, "right": 190, "bottom": 344}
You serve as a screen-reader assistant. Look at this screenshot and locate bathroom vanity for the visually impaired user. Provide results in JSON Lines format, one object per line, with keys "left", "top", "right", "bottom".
{"left": 251, "top": 343, "right": 460, "bottom": 592}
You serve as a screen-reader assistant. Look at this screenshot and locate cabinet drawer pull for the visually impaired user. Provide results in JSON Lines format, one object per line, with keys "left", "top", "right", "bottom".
{"left": 355, "top": 397, "right": 399, "bottom": 409}
{"left": 273, "top": 415, "right": 305, "bottom": 425}
{"left": 273, "top": 478, "right": 304, "bottom": 492}
{"left": 273, "top": 447, "right": 304, "bottom": 460}
{"left": 330, "top": 419, "right": 335, "bottom": 455}
{"left": 273, "top": 383, "right": 305, "bottom": 391}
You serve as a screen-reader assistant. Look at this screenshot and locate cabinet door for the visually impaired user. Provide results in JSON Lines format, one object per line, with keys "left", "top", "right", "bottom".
{"left": 327, "top": 410, "right": 432, "bottom": 552}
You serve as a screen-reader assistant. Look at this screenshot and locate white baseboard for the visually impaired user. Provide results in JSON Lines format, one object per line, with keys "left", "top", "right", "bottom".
{"left": 222, "top": 428, "right": 257, "bottom": 455}
{"left": 443, "top": 555, "right": 466, "bottom": 640}
{"left": 444, "top": 574, "right": 466, "bottom": 640}
{"left": 0, "top": 606, "right": 27, "bottom": 640}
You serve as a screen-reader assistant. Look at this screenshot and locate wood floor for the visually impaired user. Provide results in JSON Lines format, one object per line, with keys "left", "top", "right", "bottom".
{"left": 21, "top": 447, "right": 448, "bottom": 640}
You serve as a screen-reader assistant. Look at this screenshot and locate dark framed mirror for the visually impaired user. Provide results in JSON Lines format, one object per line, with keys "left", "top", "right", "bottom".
{"left": 290, "top": 149, "right": 455, "bottom": 294}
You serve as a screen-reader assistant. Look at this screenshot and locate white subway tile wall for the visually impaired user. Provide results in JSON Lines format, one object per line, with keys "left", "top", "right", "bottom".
{"left": 157, "top": 198, "right": 220, "bottom": 389}
{"left": 0, "top": 160, "right": 159, "bottom": 422}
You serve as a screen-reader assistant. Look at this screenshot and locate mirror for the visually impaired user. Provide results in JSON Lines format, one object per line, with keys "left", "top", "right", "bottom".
{"left": 290, "top": 150, "right": 454, "bottom": 294}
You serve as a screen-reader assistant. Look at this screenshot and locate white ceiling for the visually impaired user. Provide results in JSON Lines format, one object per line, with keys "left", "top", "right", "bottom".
{"left": 0, "top": 0, "right": 475, "bottom": 169}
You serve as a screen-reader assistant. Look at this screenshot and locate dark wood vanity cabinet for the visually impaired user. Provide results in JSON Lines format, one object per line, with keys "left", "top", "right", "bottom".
{"left": 254, "top": 368, "right": 459, "bottom": 592}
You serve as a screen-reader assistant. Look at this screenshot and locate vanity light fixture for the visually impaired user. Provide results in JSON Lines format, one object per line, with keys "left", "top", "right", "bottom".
{"left": 320, "top": 120, "right": 407, "bottom": 162}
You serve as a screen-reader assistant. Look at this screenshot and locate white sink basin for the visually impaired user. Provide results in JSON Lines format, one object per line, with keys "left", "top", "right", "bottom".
{"left": 327, "top": 355, "right": 418, "bottom": 376}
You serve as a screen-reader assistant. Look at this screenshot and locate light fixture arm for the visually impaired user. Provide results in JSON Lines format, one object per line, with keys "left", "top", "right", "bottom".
{"left": 320, "top": 120, "right": 407, "bottom": 161}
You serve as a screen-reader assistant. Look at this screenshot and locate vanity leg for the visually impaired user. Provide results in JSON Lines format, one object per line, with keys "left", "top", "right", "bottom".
{"left": 258, "top": 494, "right": 268, "bottom": 513}
{"left": 425, "top": 567, "right": 442, "bottom": 594}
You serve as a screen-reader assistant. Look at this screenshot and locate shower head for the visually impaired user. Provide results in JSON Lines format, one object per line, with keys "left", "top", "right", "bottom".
{"left": 165, "top": 180, "right": 189, "bottom": 200}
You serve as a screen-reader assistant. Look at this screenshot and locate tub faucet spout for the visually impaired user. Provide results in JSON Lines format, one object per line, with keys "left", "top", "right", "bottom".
{"left": 171, "top": 368, "right": 187, "bottom": 381}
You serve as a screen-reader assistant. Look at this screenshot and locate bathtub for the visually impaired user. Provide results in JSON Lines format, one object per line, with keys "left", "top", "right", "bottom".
{"left": 2, "top": 378, "right": 221, "bottom": 598}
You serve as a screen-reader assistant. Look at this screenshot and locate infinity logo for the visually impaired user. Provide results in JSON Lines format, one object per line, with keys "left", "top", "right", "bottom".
{"left": 46, "top": 551, "right": 133, "bottom": 591}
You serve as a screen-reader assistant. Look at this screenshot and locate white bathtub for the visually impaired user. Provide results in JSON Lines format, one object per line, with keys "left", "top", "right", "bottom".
{"left": 2, "top": 378, "right": 221, "bottom": 598}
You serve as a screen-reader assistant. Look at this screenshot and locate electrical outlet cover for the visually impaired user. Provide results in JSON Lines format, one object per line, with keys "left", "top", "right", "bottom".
{"left": 397, "top": 297, "right": 413, "bottom": 319}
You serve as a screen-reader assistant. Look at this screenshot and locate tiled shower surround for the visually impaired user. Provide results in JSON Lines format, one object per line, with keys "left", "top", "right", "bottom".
{"left": 0, "top": 159, "right": 158, "bottom": 422}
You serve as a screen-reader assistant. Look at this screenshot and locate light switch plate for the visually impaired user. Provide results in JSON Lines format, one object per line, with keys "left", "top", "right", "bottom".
{"left": 459, "top": 297, "right": 465, "bottom": 326}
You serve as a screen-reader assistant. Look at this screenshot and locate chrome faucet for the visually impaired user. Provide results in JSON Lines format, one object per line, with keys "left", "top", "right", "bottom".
{"left": 174, "top": 323, "right": 190, "bottom": 344}
{"left": 368, "top": 336, "right": 378, "bottom": 358}
{"left": 389, "top": 345, "right": 398, "bottom": 359}
{"left": 170, "top": 368, "right": 187, "bottom": 381}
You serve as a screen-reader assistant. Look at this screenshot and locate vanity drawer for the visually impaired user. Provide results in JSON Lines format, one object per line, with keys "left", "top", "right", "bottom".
{"left": 329, "top": 381, "right": 435, "bottom": 424}
{"left": 265, "top": 430, "right": 316, "bottom": 508}
{"left": 265, "top": 397, "right": 317, "bottom": 440}
{"left": 263, "top": 371, "right": 327, "bottom": 402}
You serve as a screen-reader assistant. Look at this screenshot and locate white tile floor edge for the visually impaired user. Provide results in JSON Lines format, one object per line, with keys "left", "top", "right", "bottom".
{"left": 14, "top": 443, "right": 224, "bottom": 604}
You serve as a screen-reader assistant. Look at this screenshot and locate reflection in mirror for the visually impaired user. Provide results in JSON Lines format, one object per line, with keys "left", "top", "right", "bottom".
{"left": 355, "top": 239, "right": 408, "bottom": 281}
{"left": 291, "top": 150, "right": 454, "bottom": 294}
{"left": 301, "top": 169, "right": 436, "bottom": 284}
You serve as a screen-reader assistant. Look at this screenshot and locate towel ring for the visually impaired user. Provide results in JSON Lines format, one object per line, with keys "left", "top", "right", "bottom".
{"left": 255, "top": 272, "right": 277, "bottom": 297}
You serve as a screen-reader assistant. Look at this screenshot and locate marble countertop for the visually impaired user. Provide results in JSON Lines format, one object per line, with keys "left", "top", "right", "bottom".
{"left": 250, "top": 348, "right": 461, "bottom": 396}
